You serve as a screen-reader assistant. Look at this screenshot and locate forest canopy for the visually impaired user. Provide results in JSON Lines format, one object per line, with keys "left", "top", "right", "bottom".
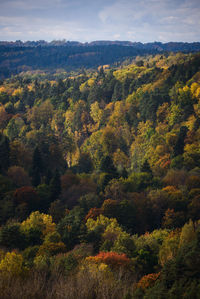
{"left": 0, "top": 51, "right": 200, "bottom": 298}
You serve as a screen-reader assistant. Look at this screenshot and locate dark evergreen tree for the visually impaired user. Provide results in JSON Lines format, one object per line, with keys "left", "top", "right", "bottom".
{"left": 17, "top": 99, "right": 26, "bottom": 112}
{"left": 45, "top": 169, "right": 53, "bottom": 185}
{"left": 57, "top": 206, "right": 85, "bottom": 249}
{"left": 112, "top": 81, "right": 122, "bottom": 101}
{"left": 173, "top": 126, "right": 188, "bottom": 157}
{"left": 31, "top": 167, "right": 41, "bottom": 187}
{"left": 122, "top": 77, "right": 131, "bottom": 99}
{"left": 139, "top": 91, "right": 162, "bottom": 122}
{"left": 88, "top": 84, "right": 102, "bottom": 105}
{"left": 0, "top": 133, "right": 10, "bottom": 173}
{"left": 77, "top": 152, "right": 93, "bottom": 173}
{"left": 50, "top": 169, "right": 61, "bottom": 201}
{"left": 0, "top": 223, "right": 26, "bottom": 250}
{"left": 71, "top": 80, "right": 81, "bottom": 102}
{"left": 32, "top": 147, "right": 43, "bottom": 171}
{"left": 31, "top": 147, "right": 43, "bottom": 186}
{"left": 57, "top": 79, "right": 66, "bottom": 95}
{"left": 99, "top": 155, "right": 118, "bottom": 178}
{"left": 97, "top": 67, "right": 105, "bottom": 79}
{"left": 141, "top": 159, "right": 153, "bottom": 177}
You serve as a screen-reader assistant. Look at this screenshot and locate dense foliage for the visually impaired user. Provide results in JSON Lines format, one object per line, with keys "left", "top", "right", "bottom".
{"left": 0, "top": 51, "right": 200, "bottom": 298}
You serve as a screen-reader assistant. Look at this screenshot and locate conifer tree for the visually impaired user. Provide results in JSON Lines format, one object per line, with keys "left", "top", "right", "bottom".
{"left": 141, "top": 159, "right": 152, "bottom": 176}
{"left": 50, "top": 169, "right": 61, "bottom": 201}
{"left": 0, "top": 133, "right": 10, "bottom": 173}
{"left": 31, "top": 147, "right": 43, "bottom": 186}
{"left": 173, "top": 126, "right": 188, "bottom": 157}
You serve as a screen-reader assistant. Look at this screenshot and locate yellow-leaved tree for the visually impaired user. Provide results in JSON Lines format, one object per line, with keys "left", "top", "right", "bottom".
{"left": 21, "top": 211, "right": 56, "bottom": 237}
{"left": 0, "top": 251, "right": 24, "bottom": 278}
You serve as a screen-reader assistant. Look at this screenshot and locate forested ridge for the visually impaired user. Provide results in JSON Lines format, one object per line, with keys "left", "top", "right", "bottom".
{"left": 0, "top": 51, "right": 200, "bottom": 298}
{"left": 1, "top": 41, "right": 200, "bottom": 79}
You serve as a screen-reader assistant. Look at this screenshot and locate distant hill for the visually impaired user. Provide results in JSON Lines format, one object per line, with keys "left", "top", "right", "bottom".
{"left": 1, "top": 40, "right": 200, "bottom": 50}
{"left": 0, "top": 40, "right": 200, "bottom": 78}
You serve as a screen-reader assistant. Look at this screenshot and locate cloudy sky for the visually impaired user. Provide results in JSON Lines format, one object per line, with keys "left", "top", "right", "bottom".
{"left": 0, "top": 0, "right": 200, "bottom": 42}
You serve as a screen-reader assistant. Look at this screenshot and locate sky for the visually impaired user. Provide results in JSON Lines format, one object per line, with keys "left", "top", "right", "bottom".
{"left": 0, "top": 0, "right": 200, "bottom": 43}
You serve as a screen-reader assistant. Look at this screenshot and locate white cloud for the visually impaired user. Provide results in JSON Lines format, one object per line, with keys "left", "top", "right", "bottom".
{"left": 113, "top": 34, "right": 121, "bottom": 39}
{"left": 0, "top": 0, "right": 200, "bottom": 42}
{"left": 0, "top": 15, "right": 86, "bottom": 41}
{"left": 0, "top": 0, "right": 70, "bottom": 11}
{"left": 97, "top": 0, "right": 200, "bottom": 42}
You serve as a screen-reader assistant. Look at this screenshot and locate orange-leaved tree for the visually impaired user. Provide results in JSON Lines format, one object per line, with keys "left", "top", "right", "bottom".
{"left": 86, "top": 251, "right": 130, "bottom": 268}
{"left": 137, "top": 272, "right": 160, "bottom": 290}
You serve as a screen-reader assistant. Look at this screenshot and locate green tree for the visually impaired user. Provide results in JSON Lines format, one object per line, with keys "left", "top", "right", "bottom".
{"left": 77, "top": 152, "right": 93, "bottom": 173}
{"left": 112, "top": 81, "right": 122, "bottom": 101}
{"left": 173, "top": 126, "right": 188, "bottom": 157}
{"left": 57, "top": 207, "right": 85, "bottom": 250}
{"left": 141, "top": 159, "right": 153, "bottom": 177}
{"left": 0, "top": 223, "right": 25, "bottom": 250}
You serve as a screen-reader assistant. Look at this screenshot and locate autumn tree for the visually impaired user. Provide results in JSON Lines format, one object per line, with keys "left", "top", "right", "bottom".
{"left": 7, "top": 166, "right": 31, "bottom": 188}
{"left": 27, "top": 100, "right": 53, "bottom": 130}
{"left": 14, "top": 186, "right": 40, "bottom": 218}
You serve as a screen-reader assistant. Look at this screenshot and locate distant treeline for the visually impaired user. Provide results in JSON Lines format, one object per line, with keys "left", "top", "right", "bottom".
{"left": 1, "top": 41, "right": 200, "bottom": 78}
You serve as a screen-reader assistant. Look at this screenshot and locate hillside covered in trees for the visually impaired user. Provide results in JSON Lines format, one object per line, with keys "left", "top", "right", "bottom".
{"left": 1, "top": 41, "right": 200, "bottom": 79}
{"left": 0, "top": 51, "right": 200, "bottom": 298}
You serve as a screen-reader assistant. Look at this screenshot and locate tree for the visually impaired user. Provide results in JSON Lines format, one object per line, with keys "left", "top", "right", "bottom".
{"left": 162, "top": 208, "right": 185, "bottom": 229}
{"left": 57, "top": 207, "right": 85, "bottom": 250}
{"left": 85, "top": 207, "right": 102, "bottom": 221}
{"left": 163, "top": 169, "right": 188, "bottom": 187}
{"left": 61, "top": 171, "right": 80, "bottom": 190}
{"left": 159, "top": 231, "right": 180, "bottom": 266}
{"left": 99, "top": 155, "right": 117, "bottom": 177}
{"left": 0, "top": 105, "right": 9, "bottom": 132}
{"left": 0, "top": 251, "right": 24, "bottom": 278}
{"left": 101, "top": 199, "right": 119, "bottom": 219}
{"left": 101, "top": 127, "right": 118, "bottom": 155}
{"left": 112, "top": 231, "right": 136, "bottom": 257}
{"left": 49, "top": 199, "right": 67, "bottom": 223}
{"left": 27, "top": 100, "right": 53, "bottom": 130}
{"left": 173, "top": 126, "right": 188, "bottom": 157}
{"left": 7, "top": 166, "right": 31, "bottom": 188}
{"left": 137, "top": 272, "right": 160, "bottom": 290}
{"left": 141, "top": 159, "right": 153, "bottom": 177}
{"left": 50, "top": 169, "right": 61, "bottom": 201}
{"left": 86, "top": 252, "right": 130, "bottom": 269}
{"left": 21, "top": 211, "right": 56, "bottom": 237}
{"left": 9, "top": 140, "right": 31, "bottom": 171}
{"left": 37, "top": 241, "right": 66, "bottom": 257}
{"left": 112, "top": 81, "right": 122, "bottom": 101}
{"left": 77, "top": 152, "right": 93, "bottom": 173}
{"left": 0, "top": 133, "right": 10, "bottom": 173}
{"left": 52, "top": 252, "right": 78, "bottom": 276}
{"left": 0, "top": 223, "right": 25, "bottom": 250}
{"left": 36, "top": 183, "right": 52, "bottom": 211}
{"left": 122, "top": 77, "right": 131, "bottom": 99}
{"left": 61, "top": 176, "right": 97, "bottom": 209}
{"left": 86, "top": 215, "right": 117, "bottom": 233}
{"left": 179, "top": 220, "right": 196, "bottom": 247}
{"left": 5, "top": 117, "right": 25, "bottom": 140}
{"left": 31, "top": 147, "right": 43, "bottom": 187}
{"left": 139, "top": 91, "right": 161, "bottom": 122}
{"left": 90, "top": 101, "right": 104, "bottom": 125}
{"left": 188, "top": 195, "right": 200, "bottom": 221}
